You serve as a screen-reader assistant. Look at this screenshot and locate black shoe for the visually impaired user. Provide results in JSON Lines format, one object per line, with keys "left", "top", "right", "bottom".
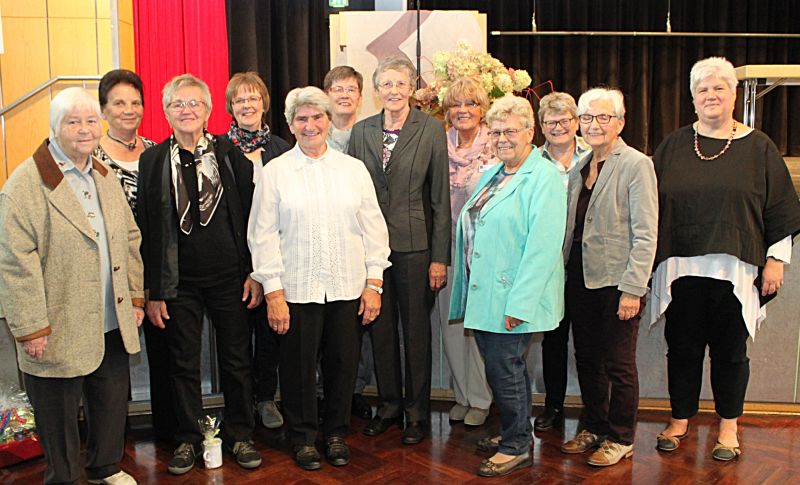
{"left": 228, "top": 440, "right": 262, "bottom": 469}
{"left": 534, "top": 406, "right": 564, "bottom": 431}
{"left": 293, "top": 445, "right": 322, "bottom": 471}
{"left": 325, "top": 436, "right": 351, "bottom": 466}
{"left": 402, "top": 421, "right": 426, "bottom": 445}
{"left": 168, "top": 442, "right": 198, "bottom": 475}
{"left": 351, "top": 393, "right": 373, "bottom": 420}
{"left": 363, "top": 415, "right": 402, "bottom": 436}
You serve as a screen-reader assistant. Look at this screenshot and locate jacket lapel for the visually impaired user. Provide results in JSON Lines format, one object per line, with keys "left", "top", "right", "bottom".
{"left": 386, "top": 108, "right": 422, "bottom": 170}
{"left": 32, "top": 140, "right": 97, "bottom": 242}
{"left": 92, "top": 156, "right": 117, "bottom": 240}
{"left": 587, "top": 138, "right": 625, "bottom": 211}
{"left": 365, "top": 114, "right": 387, "bottom": 181}
{"left": 479, "top": 148, "right": 539, "bottom": 218}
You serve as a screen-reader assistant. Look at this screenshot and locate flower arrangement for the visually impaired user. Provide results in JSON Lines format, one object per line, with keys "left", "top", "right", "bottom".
{"left": 413, "top": 39, "right": 532, "bottom": 115}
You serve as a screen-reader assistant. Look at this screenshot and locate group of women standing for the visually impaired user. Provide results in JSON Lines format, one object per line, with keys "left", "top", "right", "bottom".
{"left": 0, "top": 54, "right": 798, "bottom": 483}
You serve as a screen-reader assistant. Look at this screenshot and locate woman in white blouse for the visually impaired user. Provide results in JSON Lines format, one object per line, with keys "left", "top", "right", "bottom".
{"left": 247, "top": 86, "right": 391, "bottom": 471}
{"left": 650, "top": 57, "right": 800, "bottom": 461}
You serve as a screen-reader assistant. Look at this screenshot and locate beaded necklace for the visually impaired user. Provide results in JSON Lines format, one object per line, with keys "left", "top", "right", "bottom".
{"left": 693, "top": 121, "right": 736, "bottom": 161}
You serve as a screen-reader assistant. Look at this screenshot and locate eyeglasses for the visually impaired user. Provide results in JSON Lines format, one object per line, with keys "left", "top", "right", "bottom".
{"left": 578, "top": 113, "right": 617, "bottom": 125}
{"left": 168, "top": 99, "right": 206, "bottom": 112}
{"left": 541, "top": 118, "right": 574, "bottom": 129}
{"left": 378, "top": 80, "right": 410, "bottom": 91}
{"left": 449, "top": 101, "right": 479, "bottom": 109}
{"left": 329, "top": 86, "right": 359, "bottom": 94}
{"left": 488, "top": 128, "right": 527, "bottom": 139}
{"left": 232, "top": 95, "right": 262, "bottom": 106}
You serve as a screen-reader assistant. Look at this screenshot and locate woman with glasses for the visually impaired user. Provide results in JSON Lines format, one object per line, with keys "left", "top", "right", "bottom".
{"left": 223, "top": 72, "right": 289, "bottom": 431}
{"left": 533, "top": 91, "right": 590, "bottom": 433}
{"left": 450, "top": 95, "right": 566, "bottom": 477}
{"left": 559, "top": 87, "right": 658, "bottom": 467}
{"left": 348, "top": 56, "right": 450, "bottom": 445}
{"left": 436, "top": 77, "right": 497, "bottom": 427}
{"left": 137, "top": 74, "right": 262, "bottom": 474}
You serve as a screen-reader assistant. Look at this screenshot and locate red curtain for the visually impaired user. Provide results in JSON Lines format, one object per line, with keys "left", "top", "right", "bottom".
{"left": 133, "top": 0, "right": 231, "bottom": 142}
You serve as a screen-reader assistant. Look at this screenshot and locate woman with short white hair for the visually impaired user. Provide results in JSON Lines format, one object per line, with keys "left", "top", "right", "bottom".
{"left": 0, "top": 87, "right": 144, "bottom": 484}
{"left": 248, "top": 86, "right": 391, "bottom": 470}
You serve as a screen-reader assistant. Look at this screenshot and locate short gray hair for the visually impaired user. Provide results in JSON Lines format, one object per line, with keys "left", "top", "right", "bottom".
{"left": 577, "top": 87, "right": 626, "bottom": 119}
{"left": 49, "top": 87, "right": 101, "bottom": 140}
{"left": 538, "top": 91, "right": 578, "bottom": 122}
{"left": 162, "top": 74, "right": 212, "bottom": 113}
{"left": 372, "top": 55, "right": 417, "bottom": 90}
{"left": 485, "top": 95, "right": 535, "bottom": 130}
{"left": 284, "top": 86, "right": 332, "bottom": 125}
{"left": 689, "top": 57, "right": 738, "bottom": 98}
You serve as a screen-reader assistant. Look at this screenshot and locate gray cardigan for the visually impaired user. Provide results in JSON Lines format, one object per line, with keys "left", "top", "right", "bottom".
{"left": 563, "top": 138, "right": 658, "bottom": 297}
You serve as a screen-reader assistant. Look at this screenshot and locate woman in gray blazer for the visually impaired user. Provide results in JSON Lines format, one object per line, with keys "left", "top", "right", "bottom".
{"left": 560, "top": 87, "right": 658, "bottom": 467}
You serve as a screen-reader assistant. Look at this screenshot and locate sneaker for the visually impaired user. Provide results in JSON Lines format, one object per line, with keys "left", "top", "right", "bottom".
{"left": 448, "top": 403, "right": 469, "bottom": 421}
{"left": 257, "top": 400, "right": 284, "bottom": 429}
{"left": 168, "top": 443, "right": 197, "bottom": 475}
{"left": 464, "top": 407, "right": 490, "bottom": 426}
{"left": 587, "top": 440, "right": 634, "bottom": 466}
{"left": 229, "top": 440, "right": 262, "bottom": 469}
{"left": 561, "top": 429, "right": 603, "bottom": 454}
{"left": 87, "top": 470, "right": 137, "bottom": 484}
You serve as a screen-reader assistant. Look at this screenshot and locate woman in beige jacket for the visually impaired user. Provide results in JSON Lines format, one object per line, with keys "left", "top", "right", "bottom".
{"left": 0, "top": 87, "right": 144, "bottom": 485}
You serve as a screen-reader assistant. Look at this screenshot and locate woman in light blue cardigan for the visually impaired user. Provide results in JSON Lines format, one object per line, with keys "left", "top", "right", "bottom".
{"left": 449, "top": 95, "right": 567, "bottom": 477}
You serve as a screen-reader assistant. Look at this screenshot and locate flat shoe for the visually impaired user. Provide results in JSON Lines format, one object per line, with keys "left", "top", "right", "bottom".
{"left": 477, "top": 452, "right": 532, "bottom": 477}
{"left": 712, "top": 441, "right": 741, "bottom": 461}
{"left": 656, "top": 426, "right": 689, "bottom": 452}
{"left": 476, "top": 435, "right": 501, "bottom": 453}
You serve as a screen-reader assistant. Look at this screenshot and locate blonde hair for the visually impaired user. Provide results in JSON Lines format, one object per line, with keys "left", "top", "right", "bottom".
{"left": 485, "top": 95, "right": 535, "bottom": 129}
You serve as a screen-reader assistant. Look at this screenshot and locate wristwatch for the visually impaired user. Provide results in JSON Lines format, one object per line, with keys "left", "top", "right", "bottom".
{"left": 365, "top": 283, "right": 383, "bottom": 295}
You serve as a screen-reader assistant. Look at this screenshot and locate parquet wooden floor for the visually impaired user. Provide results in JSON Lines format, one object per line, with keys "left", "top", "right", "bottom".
{"left": 3, "top": 401, "right": 800, "bottom": 484}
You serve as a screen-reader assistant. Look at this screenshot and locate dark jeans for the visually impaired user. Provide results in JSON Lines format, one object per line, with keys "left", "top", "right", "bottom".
{"left": 250, "top": 302, "right": 280, "bottom": 403}
{"left": 540, "top": 314, "right": 570, "bottom": 409}
{"left": 567, "top": 279, "right": 639, "bottom": 445}
{"left": 142, "top": 317, "right": 177, "bottom": 441}
{"left": 25, "top": 330, "right": 129, "bottom": 484}
{"left": 474, "top": 330, "right": 533, "bottom": 456}
{"left": 368, "top": 250, "right": 434, "bottom": 422}
{"left": 665, "top": 276, "right": 750, "bottom": 419}
{"left": 279, "top": 299, "right": 361, "bottom": 445}
{"left": 165, "top": 276, "right": 254, "bottom": 448}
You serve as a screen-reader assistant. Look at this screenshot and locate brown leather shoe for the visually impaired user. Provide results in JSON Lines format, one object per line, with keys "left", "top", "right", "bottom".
{"left": 561, "top": 429, "right": 603, "bottom": 454}
{"left": 587, "top": 440, "right": 633, "bottom": 466}
{"left": 477, "top": 452, "right": 532, "bottom": 477}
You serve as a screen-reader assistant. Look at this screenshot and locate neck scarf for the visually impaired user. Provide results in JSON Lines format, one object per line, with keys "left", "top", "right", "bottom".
{"left": 227, "top": 120, "right": 271, "bottom": 153}
{"left": 169, "top": 131, "right": 224, "bottom": 235}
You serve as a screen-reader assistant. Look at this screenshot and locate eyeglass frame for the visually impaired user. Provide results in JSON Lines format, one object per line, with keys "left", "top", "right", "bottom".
{"left": 328, "top": 86, "right": 360, "bottom": 95}
{"left": 487, "top": 127, "right": 529, "bottom": 139}
{"left": 448, "top": 100, "right": 480, "bottom": 109}
{"left": 231, "top": 95, "right": 262, "bottom": 106}
{"left": 168, "top": 99, "right": 207, "bottom": 112}
{"left": 377, "top": 80, "right": 411, "bottom": 91}
{"left": 578, "top": 113, "right": 618, "bottom": 125}
{"left": 541, "top": 117, "right": 575, "bottom": 129}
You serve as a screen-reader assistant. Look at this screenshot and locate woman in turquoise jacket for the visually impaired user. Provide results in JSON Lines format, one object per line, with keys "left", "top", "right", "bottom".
{"left": 449, "top": 95, "right": 567, "bottom": 477}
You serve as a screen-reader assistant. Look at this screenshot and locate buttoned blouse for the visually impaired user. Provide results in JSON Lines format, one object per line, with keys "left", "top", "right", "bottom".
{"left": 247, "top": 144, "right": 391, "bottom": 304}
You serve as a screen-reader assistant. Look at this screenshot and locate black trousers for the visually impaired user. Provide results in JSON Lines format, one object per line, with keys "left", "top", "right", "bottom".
{"left": 24, "top": 330, "right": 129, "bottom": 485}
{"left": 165, "top": 276, "right": 254, "bottom": 447}
{"left": 665, "top": 276, "right": 750, "bottom": 419}
{"left": 567, "top": 278, "right": 639, "bottom": 445}
{"left": 250, "top": 302, "right": 280, "bottom": 403}
{"left": 279, "top": 299, "right": 361, "bottom": 445}
{"left": 540, "top": 312, "right": 570, "bottom": 410}
{"left": 142, "top": 317, "right": 177, "bottom": 441}
{"left": 368, "top": 250, "right": 434, "bottom": 422}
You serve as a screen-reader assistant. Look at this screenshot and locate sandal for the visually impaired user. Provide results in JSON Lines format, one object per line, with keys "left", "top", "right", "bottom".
{"left": 711, "top": 439, "right": 741, "bottom": 461}
{"left": 656, "top": 426, "right": 689, "bottom": 452}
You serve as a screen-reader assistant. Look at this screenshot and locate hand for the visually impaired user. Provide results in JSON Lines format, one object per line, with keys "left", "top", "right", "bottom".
{"left": 146, "top": 300, "right": 170, "bottom": 329}
{"left": 266, "top": 290, "right": 290, "bottom": 335}
{"left": 359, "top": 280, "right": 382, "bottom": 325}
{"left": 504, "top": 315, "right": 523, "bottom": 331}
{"left": 429, "top": 262, "right": 447, "bottom": 291}
{"left": 242, "top": 276, "right": 264, "bottom": 309}
{"left": 762, "top": 258, "right": 784, "bottom": 296}
{"left": 23, "top": 336, "right": 48, "bottom": 360}
{"left": 133, "top": 306, "right": 145, "bottom": 327}
{"left": 617, "top": 292, "right": 640, "bottom": 321}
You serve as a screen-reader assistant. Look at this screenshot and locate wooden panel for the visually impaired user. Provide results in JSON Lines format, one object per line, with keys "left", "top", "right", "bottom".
{"left": 3, "top": 94, "right": 50, "bottom": 176}
{"left": 119, "top": 21, "right": 136, "bottom": 71}
{"left": 736, "top": 64, "right": 800, "bottom": 81}
{"left": 0, "top": 18, "right": 50, "bottom": 104}
{"left": 786, "top": 157, "right": 800, "bottom": 193}
{"left": 97, "top": 0, "right": 111, "bottom": 19}
{"left": 48, "top": 18, "right": 100, "bottom": 76}
{"left": 118, "top": 0, "right": 134, "bottom": 24}
{"left": 97, "top": 18, "right": 113, "bottom": 73}
{"left": 0, "top": 0, "right": 46, "bottom": 17}
{"left": 46, "top": 0, "right": 96, "bottom": 18}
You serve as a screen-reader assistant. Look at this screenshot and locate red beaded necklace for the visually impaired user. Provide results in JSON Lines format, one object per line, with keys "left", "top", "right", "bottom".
{"left": 693, "top": 121, "right": 736, "bottom": 161}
